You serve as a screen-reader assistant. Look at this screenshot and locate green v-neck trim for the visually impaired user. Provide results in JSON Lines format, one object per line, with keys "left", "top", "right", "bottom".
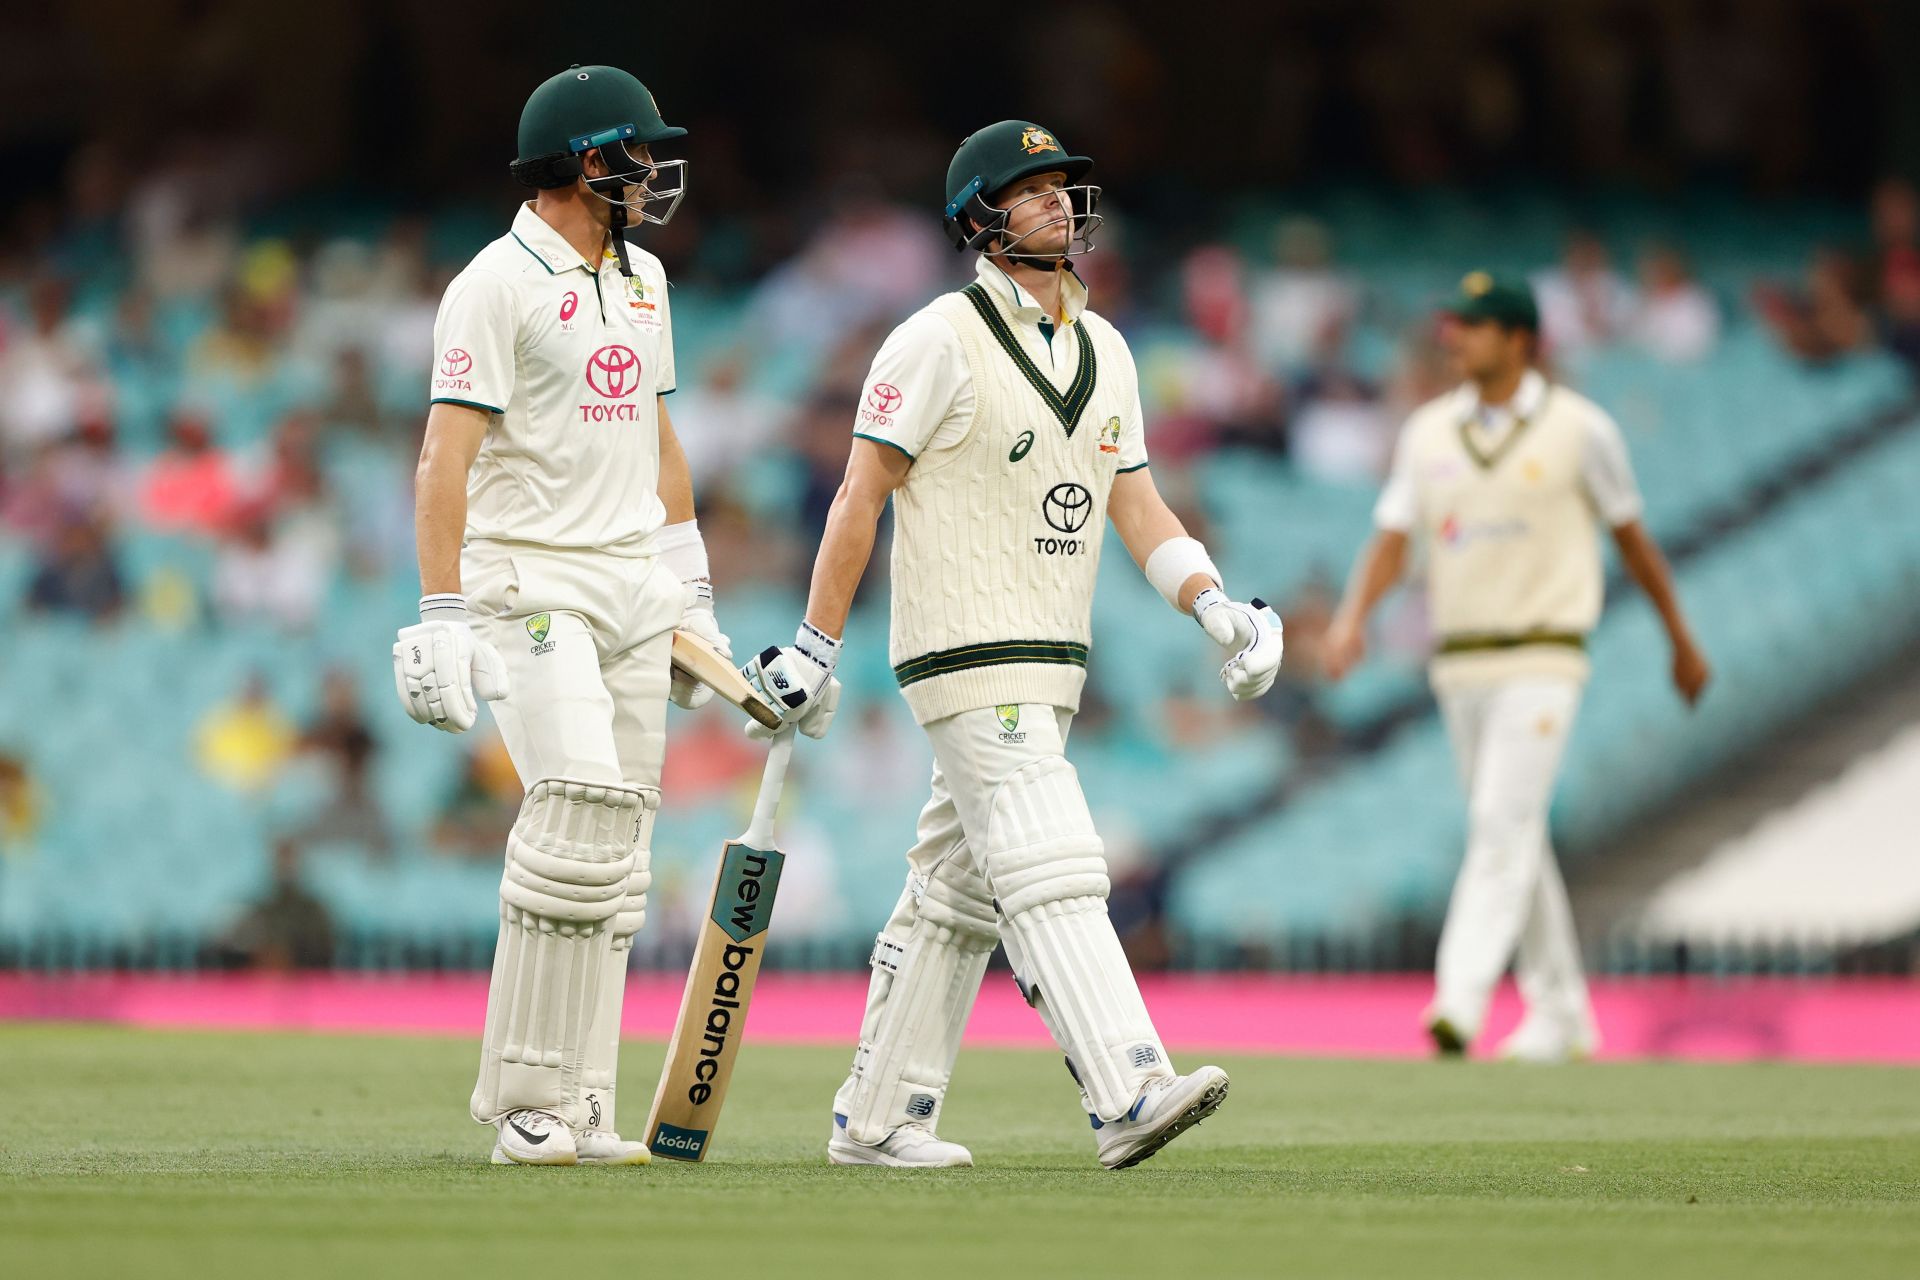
{"left": 1458, "top": 387, "right": 1551, "bottom": 471}
{"left": 961, "top": 283, "right": 1098, "bottom": 435}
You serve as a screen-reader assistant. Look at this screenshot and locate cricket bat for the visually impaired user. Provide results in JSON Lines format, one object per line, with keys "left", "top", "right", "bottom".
{"left": 671, "top": 629, "right": 782, "bottom": 730}
{"left": 644, "top": 725, "right": 796, "bottom": 1161}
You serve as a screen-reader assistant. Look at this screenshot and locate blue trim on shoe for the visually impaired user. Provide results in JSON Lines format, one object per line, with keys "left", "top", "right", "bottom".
{"left": 1128, "top": 1094, "right": 1147, "bottom": 1121}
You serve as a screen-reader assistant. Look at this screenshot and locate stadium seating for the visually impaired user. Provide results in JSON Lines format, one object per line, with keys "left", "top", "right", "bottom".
{"left": 1169, "top": 411, "right": 1920, "bottom": 956}
{"left": 2, "top": 191, "right": 1914, "bottom": 966}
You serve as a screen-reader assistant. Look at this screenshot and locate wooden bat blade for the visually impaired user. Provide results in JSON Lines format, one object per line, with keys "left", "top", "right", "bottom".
{"left": 643, "top": 838, "right": 786, "bottom": 1161}
{"left": 672, "top": 629, "right": 782, "bottom": 729}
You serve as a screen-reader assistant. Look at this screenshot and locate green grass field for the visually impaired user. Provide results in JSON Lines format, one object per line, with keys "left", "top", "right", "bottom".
{"left": 1, "top": 1026, "right": 1915, "bottom": 1279}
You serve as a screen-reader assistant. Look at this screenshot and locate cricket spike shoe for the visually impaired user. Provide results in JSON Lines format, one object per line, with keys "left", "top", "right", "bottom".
{"left": 1092, "top": 1065, "right": 1230, "bottom": 1170}
{"left": 1427, "top": 1015, "right": 1469, "bottom": 1058}
{"left": 1497, "top": 1015, "right": 1598, "bottom": 1065}
{"left": 828, "top": 1116, "right": 974, "bottom": 1167}
{"left": 575, "top": 1130, "right": 652, "bottom": 1165}
{"left": 490, "top": 1108, "right": 578, "bottom": 1166}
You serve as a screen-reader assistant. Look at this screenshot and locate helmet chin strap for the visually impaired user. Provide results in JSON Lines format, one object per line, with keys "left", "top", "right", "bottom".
{"left": 608, "top": 197, "right": 633, "bottom": 277}
{"left": 1003, "top": 250, "right": 1068, "bottom": 272}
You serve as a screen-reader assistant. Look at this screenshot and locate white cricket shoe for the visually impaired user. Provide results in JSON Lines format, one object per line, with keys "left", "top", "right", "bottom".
{"left": 1093, "top": 1066, "right": 1230, "bottom": 1170}
{"left": 489, "top": 1108, "right": 577, "bottom": 1166}
{"left": 828, "top": 1117, "right": 974, "bottom": 1167}
{"left": 1498, "top": 1016, "right": 1598, "bottom": 1064}
{"left": 576, "top": 1130, "right": 652, "bottom": 1165}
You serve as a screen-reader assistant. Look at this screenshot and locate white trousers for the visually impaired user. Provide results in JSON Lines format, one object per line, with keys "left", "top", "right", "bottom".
{"left": 462, "top": 539, "right": 681, "bottom": 1131}
{"left": 834, "top": 702, "right": 1172, "bottom": 1130}
{"left": 1432, "top": 677, "right": 1594, "bottom": 1041}
{"left": 463, "top": 539, "right": 680, "bottom": 788}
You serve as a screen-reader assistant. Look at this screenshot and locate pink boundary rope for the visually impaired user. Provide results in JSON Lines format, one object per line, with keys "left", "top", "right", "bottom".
{"left": 3, "top": 972, "right": 1918, "bottom": 1062}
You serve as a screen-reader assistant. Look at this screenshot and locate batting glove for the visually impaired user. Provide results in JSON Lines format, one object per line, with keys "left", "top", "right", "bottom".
{"left": 742, "top": 620, "right": 842, "bottom": 740}
{"left": 393, "top": 594, "right": 510, "bottom": 733}
{"left": 1193, "top": 587, "right": 1284, "bottom": 701}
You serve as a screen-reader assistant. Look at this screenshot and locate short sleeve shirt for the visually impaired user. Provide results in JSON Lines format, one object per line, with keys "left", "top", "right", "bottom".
{"left": 430, "top": 203, "right": 677, "bottom": 555}
{"left": 853, "top": 256, "right": 1148, "bottom": 472}
{"left": 1374, "top": 371, "right": 1643, "bottom": 531}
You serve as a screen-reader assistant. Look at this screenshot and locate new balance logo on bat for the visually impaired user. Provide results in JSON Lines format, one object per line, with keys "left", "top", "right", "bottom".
{"left": 682, "top": 846, "right": 787, "bottom": 1107}
{"left": 710, "top": 847, "right": 783, "bottom": 944}
{"left": 686, "top": 940, "right": 754, "bottom": 1107}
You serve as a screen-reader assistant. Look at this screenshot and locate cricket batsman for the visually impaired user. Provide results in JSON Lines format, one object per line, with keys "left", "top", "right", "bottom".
{"left": 1324, "top": 273, "right": 1712, "bottom": 1061}
{"left": 741, "top": 121, "right": 1285, "bottom": 1168}
{"left": 393, "top": 65, "right": 727, "bottom": 1165}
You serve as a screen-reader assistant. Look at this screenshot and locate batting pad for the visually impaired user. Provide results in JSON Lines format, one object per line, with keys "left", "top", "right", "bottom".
{"left": 984, "top": 758, "right": 1172, "bottom": 1121}
{"left": 471, "top": 779, "right": 646, "bottom": 1128}
{"left": 834, "top": 854, "right": 999, "bottom": 1144}
{"left": 582, "top": 787, "right": 660, "bottom": 1136}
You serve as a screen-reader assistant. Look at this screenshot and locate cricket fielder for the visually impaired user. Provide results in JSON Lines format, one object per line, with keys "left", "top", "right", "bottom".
{"left": 1324, "top": 273, "right": 1711, "bottom": 1062}
{"left": 741, "top": 121, "right": 1285, "bottom": 1168}
{"left": 393, "top": 65, "right": 727, "bottom": 1165}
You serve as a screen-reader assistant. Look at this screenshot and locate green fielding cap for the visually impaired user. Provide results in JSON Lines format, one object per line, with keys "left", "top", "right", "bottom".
{"left": 516, "top": 64, "right": 685, "bottom": 165}
{"left": 945, "top": 120, "right": 1093, "bottom": 216}
{"left": 1444, "top": 271, "right": 1539, "bottom": 331}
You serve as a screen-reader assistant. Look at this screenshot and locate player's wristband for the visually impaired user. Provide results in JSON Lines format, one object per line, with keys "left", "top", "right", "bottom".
{"left": 794, "top": 620, "right": 841, "bottom": 676}
{"left": 419, "top": 593, "right": 468, "bottom": 623}
{"left": 1144, "top": 536, "right": 1222, "bottom": 612}
{"left": 654, "top": 520, "right": 710, "bottom": 588}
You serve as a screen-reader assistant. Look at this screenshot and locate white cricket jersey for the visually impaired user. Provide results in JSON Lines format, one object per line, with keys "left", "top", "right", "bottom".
{"left": 431, "top": 203, "right": 678, "bottom": 556}
{"left": 1374, "top": 370, "right": 1645, "bottom": 690}
{"left": 856, "top": 258, "right": 1148, "bottom": 724}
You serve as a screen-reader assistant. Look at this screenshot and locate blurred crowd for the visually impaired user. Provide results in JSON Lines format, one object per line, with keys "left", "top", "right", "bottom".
{"left": 6, "top": 116, "right": 1920, "bottom": 965}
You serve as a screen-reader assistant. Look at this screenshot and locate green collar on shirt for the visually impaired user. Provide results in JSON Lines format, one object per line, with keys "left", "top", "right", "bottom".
{"left": 961, "top": 282, "right": 1098, "bottom": 434}
{"left": 976, "top": 256, "right": 1090, "bottom": 325}
{"left": 509, "top": 203, "right": 599, "bottom": 276}
{"left": 1454, "top": 371, "right": 1552, "bottom": 471}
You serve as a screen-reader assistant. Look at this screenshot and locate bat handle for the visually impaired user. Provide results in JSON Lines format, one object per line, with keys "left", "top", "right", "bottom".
{"left": 742, "top": 726, "right": 796, "bottom": 848}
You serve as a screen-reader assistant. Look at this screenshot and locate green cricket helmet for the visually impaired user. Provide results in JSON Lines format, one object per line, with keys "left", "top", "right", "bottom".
{"left": 942, "top": 120, "right": 1101, "bottom": 264}
{"left": 511, "top": 65, "right": 689, "bottom": 243}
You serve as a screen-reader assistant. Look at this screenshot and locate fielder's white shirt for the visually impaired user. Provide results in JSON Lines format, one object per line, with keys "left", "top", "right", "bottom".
{"left": 852, "top": 256, "right": 1149, "bottom": 470}
{"left": 1373, "top": 370, "right": 1641, "bottom": 533}
{"left": 431, "top": 203, "right": 677, "bottom": 555}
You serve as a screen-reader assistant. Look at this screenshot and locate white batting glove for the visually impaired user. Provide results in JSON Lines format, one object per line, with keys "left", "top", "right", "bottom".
{"left": 669, "top": 578, "right": 731, "bottom": 711}
{"left": 1193, "top": 587, "right": 1284, "bottom": 701}
{"left": 742, "top": 621, "right": 842, "bottom": 740}
{"left": 393, "top": 594, "right": 510, "bottom": 733}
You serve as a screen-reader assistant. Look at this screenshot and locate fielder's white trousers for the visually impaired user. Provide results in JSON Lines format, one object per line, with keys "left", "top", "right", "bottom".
{"left": 462, "top": 539, "right": 680, "bottom": 790}
{"left": 1432, "top": 677, "right": 1594, "bottom": 1042}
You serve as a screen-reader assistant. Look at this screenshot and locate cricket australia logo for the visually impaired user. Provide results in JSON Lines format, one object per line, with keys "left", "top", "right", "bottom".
{"left": 1019, "top": 126, "right": 1061, "bottom": 156}
{"left": 996, "top": 704, "right": 1026, "bottom": 744}
{"left": 1099, "top": 416, "right": 1121, "bottom": 455}
{"left": 526, "top": 612, "right": 555, "bottom": 655}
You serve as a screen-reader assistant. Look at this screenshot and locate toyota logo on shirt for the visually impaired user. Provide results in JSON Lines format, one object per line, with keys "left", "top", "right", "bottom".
{"left": 1035, "top": 482, "right": 1094, "bottom": 558}
{"left": 860, "top": 382, "right": 903, "bottom": 431}
{"left": 440, "top": 349, "right": 472, "bottom": 377}
{"left": 585, "top": 344, "right": 643, "bottom": 399}
{"left": 1043, "top": 483, "right": 1093, "bottom": 533}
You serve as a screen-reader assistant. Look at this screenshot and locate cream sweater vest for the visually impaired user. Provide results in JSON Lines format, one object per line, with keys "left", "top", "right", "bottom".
{"left": 1403, "top": 383, "right": 1606, "bottom": 691}
{"left": 889, "top": 283, "right": 1135, "bottom": 724}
